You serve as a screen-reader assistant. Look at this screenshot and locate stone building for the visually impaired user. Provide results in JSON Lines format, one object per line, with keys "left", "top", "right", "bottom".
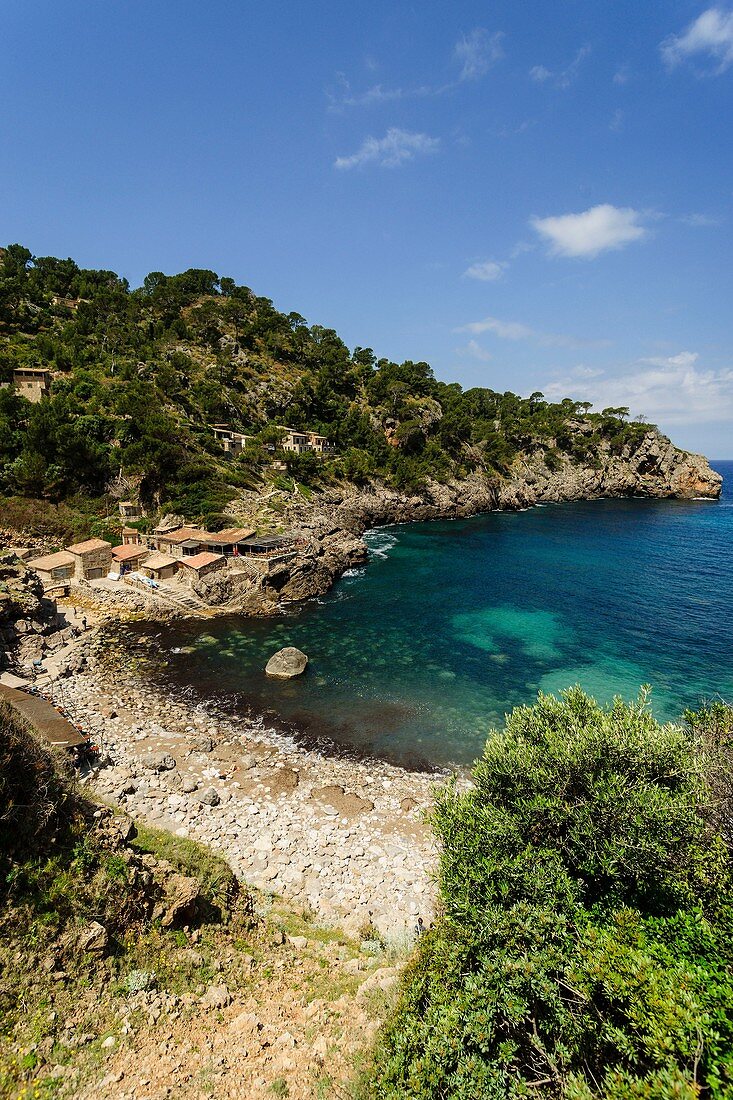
{"left": 65, "top": 538, "right": 113, "bottom": 580}
{"left": 306, "top": 431, "right": 336, "bottom": 455}
{"left": 180, "top": 552, "right": 226, "bottom": 582}
{"left": 12, "top": 368, "right": 51, "bottom": 403}
{"left": 201, "top": 528, "right": 256, "bottom": 557}
{"left": 121, "top": 526, "right": 141, "bottom": 545}
{"left": 140, "top": 552, "right": 179, "bottom": 582}
{"left": 155, "top": 526, "right": 206, "bottom": 558}
{"left": 26, "top": 551, "right": 75, "bottom": 589}
{"left": 212, "top": 425, "right": 256, "bottom": 453}
{"left": 279, "top": 428, "right": 311, "bottom": 454}
{"left": 278, "top": 427, "right": 335, "bottom": 456}
{"left": 111, "top": 544, "right": 150, "bottom": 575}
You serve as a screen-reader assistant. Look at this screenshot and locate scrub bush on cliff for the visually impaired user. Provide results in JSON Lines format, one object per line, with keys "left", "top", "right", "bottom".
{"left": 366, "top": 689, "right": 733, "bottom": 1099}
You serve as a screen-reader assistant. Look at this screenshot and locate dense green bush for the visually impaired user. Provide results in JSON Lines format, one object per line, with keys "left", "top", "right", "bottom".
{"left": 367, "top": 690, "right": 733, "bottom": 1099}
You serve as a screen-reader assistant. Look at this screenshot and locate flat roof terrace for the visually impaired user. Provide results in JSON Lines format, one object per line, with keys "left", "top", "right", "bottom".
{"left": 0, "top": 684, "right": 89, "bottom": 748}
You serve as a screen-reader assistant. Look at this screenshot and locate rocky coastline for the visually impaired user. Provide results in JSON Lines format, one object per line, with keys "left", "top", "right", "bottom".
{"left": 0, "top": 430, "right": 722, "bottom": 941}
{"left": 2, "top": 427, "right": 720, "bottom": 632}
{"left": 42, "top": 632, "right": 442, "bottom": 941}
{"left": 257, "top": 426, "right": 722, "bottom": 606}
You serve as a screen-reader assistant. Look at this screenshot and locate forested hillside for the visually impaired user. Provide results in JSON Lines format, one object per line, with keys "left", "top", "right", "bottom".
{"left": 0, "top": 243, "right": 647, "bottom": 530}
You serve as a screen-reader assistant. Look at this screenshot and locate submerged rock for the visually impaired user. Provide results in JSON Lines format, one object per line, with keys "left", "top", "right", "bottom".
{"left": 265, "top": 647, "right": 309, "bottom": 679}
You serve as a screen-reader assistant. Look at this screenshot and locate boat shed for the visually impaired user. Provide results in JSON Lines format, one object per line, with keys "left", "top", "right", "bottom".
{"left": 202, "top": 528, "right": 256, "bottom": 556}
{"left": 140, "top": 552, "right": 179, "bottom": 581}
{"left": 27, "top": 550, "right": 76, "bottom": 588}
{"left": 111, "top": 544, "right": 150, "bottom": 574}
{"left": 241, "top": 535, "right": 287, "bottom": 556}
{"left": 180, "top": 552, "right": 226, "bottom": 580}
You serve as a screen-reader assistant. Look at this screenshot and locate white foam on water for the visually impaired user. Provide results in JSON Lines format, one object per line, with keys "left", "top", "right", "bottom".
{"left": 364, "top": 531, "right": 399, "bottom": 559}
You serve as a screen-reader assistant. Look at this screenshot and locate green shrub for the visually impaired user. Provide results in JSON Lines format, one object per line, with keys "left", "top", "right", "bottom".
{"left": 366, "top": 689, "right": 733, "bottom": 1099}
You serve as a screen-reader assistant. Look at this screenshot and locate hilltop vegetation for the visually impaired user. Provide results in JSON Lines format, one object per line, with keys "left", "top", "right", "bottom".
{"left": 366, "top": 691, "right": 733, "bottom": 1099}
{"left": 0, "top": 244, "right": 647, "bottom": 530}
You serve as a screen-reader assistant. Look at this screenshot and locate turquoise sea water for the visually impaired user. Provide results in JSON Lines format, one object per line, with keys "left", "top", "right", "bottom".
{"left": 143, "top": 462, "right": 733, "bottom": 768}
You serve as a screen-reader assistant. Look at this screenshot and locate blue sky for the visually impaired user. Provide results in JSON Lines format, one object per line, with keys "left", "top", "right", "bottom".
{"left": 2, "top": 2, "right": 732, "bottom": 455}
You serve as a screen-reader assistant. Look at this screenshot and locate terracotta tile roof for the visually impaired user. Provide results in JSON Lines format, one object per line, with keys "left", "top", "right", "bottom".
{"left": 28, "top": 551, "right": 75, "bottom": 571}
{"left": 204, "top": 527, "right": 255, "bottom": 544}
{"left": 182, "top": 552, "right": 226, "bottom": 570}
{"left": 66, "top": 538, "right": 112, "bottom": 555}
{"left": 112, "top": 544, "right": 149, "bottom": 561}
{"left": 142, "top": 552, "right": 178, "bottom": 571}
{"left": 158, "top": 526, "right": 205, "bottom": 544}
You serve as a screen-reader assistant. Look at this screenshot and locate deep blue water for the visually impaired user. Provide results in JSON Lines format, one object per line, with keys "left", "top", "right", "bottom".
{"left": 144, "top": 462, "right": 733, "bottom": 768}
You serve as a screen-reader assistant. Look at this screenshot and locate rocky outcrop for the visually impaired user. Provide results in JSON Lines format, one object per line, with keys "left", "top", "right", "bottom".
{"left": 0, "top": 551, "right": 75, "bottom": 673}
{"left": 265, "top": 647, "right": 309, "bottom": 679}
{"left": 309, "top": 427, "right": 721, "bottom": 535}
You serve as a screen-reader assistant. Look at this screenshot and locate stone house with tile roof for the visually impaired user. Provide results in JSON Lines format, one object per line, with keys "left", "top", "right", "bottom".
{"left": 65, "top": 538, "right": 113, "bottom": 580}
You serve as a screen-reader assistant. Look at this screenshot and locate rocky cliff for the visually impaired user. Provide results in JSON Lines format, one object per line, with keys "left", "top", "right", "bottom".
{"left": 0, "top": 552, "right": 76, "bottom": 673}
{"left": 257, "top": 428, "right": 721, "bottom": 603}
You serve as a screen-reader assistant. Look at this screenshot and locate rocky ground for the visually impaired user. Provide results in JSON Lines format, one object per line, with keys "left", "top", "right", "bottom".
{"left": 2, "top": 798, "right": 403, "bottom": 1100}
{"left": 77, "top": 907, "right": 400, "bottom": 1100}
{"left": 44, "top": 632, "right": 443, "bottom": 942}
{"left": 0, "top": 550, "right": 80, "bottom": 672}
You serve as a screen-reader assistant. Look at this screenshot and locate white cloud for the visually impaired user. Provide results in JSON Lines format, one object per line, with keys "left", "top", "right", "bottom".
{"left": 463, "top": 260, "right": 506, "bottom": 282}
{"left": 531, "top": 203, "right": 647, "bottom": 258}
{"left": 455, "top": 28, "right": 504, "bottom": 81}
{"left": 328, "top": 77, "right": 434, "bottom": 110}
{"left": 510, "top": 240, "right": 534, "bottom": 259}
{"left": 529, "top": 45, "right": 591, "bottom": 88}
{"left": 456, "top": 315, "right": 611, "bottom": 350}
{"left": 329, "top": 26, "right": 503, "bottom": 112}
{"left": 613, "top": 64, "right": 631, "bottom": 85}
{"left": 661, "top": 7, "right": 733, "bottom": 73}
{"left": 640, "top": 351, "right": 700, "bottom": 369}
{"left": 679, "top": 212, "right": 722, "bottom": 227}
{"left": 456, "top": 340, "right": 494, "bottom": 362}
{"left": 334, "top": 128, "right": 439, "bottom": 170}
{"left": 544, "top": 352, "right": 733, "bottom": 425}
{"left": 459, "top": 316, "right": 533, "bottom": 340}
{"left": 610, "top": 109, "right": 624, "bottom": 132}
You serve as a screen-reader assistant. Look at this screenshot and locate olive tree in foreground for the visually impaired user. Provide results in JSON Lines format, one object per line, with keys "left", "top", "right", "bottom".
{"left": 366, "top": 689, "right": 733, "bottom": 1099}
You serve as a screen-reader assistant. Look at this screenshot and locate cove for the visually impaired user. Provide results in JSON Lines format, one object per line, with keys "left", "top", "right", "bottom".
{"left": 134, "top": 461, "right": 733, "bottom": 769}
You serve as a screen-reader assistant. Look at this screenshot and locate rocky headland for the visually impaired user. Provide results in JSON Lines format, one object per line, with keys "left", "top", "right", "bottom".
{"left": 1, "top": 426, "right": 719, "bottom": 630}
{"left": 232, "top": 426, "right": 722, "bottom": 606}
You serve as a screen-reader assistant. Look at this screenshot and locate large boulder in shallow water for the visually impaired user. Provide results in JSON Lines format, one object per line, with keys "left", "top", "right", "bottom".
{"left": 265, "top": 646, "right": 308, "bottom": 679}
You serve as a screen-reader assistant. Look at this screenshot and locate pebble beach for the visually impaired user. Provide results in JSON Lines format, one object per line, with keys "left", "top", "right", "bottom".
{"left": 51, "top": 630, "right": 444, "bottom": 941}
